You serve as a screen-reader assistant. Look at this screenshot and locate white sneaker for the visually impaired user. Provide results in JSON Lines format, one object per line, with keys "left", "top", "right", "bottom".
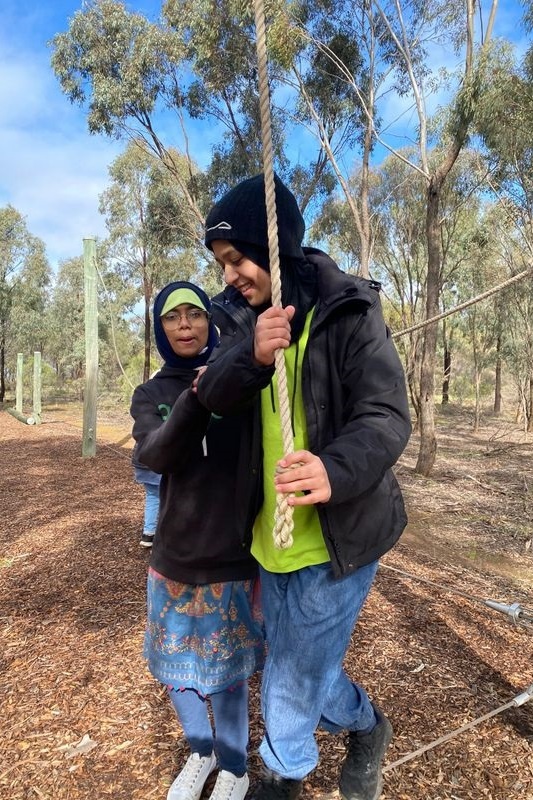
{"left": 208, "top": 770, "right": 249, "bottom": 800}
{"left": 167, "top": 752, "right": 217, "bottom": 800}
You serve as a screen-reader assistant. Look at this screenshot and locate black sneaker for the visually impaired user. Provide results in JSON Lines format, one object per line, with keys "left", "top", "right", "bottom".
{"left": 140, "top": 533, "right": 154, "bottom": 548}
{"left": 339, "top": 706, "right": 393, "bottom": 800}
{"left": 250, "top": 773, "right": 303, "bottom": 800}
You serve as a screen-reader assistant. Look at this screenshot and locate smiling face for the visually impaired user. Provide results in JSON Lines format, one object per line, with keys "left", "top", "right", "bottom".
{"left": 160, "top": 303, "right": 210, "bottom": 358}
{"left": 211, "top": 240, "right": 272, "bottom": 307}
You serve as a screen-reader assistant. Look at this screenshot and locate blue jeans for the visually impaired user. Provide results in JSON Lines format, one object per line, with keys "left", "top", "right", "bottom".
{"left": 143, "top": 482, "right": 160, "bottom": 534}
{"left": 258, "top": 561, "right": 379, "bottom": 780}
{"left": 168, "top": 684, "right": 249, "bottom": 776}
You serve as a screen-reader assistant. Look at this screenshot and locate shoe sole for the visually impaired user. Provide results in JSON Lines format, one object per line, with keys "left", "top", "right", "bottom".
{"left": 140, "top": 541, "right": 153, "bottom": 548}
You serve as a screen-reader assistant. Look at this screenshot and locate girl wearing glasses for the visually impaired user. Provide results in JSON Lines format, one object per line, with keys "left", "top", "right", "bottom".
{"left": 131, "top": 281, "right": 264, "bottom": 800}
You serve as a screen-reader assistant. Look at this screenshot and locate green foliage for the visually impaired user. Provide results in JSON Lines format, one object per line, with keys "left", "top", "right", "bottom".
{"left": 45, "top": 256, "right": 85, "bottom": 383}
{"left": 98, "top": 139, "right": 208, "bottom": 377}
{"left": 45, "top": 0, "right": 533, "bottom": 430}
{"left": 0, "top": 206, "right": 51, "bottom": 400}
{"left": 116, "top": 349, "right": 161, "bottom": 403}
{"left": 51, "top": 0, "right": 183, "bottom": 137}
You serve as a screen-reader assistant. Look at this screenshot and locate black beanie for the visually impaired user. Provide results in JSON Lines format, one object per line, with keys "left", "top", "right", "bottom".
{"left": 205, "top": 173, "right": 305, "bottom": 260}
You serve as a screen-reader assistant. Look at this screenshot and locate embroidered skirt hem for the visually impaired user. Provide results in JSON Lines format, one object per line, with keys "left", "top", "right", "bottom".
{"left": 144, "top": 568, "right": 265, "bottom": 696}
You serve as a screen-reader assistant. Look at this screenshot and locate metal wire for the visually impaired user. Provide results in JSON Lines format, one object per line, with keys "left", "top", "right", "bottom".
{"left": 384, "top": 684, "right": 533, "bottom": 772}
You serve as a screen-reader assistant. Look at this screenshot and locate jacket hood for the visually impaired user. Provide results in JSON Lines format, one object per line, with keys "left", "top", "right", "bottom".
{"left": 303, "top": 247, "right": 381, "bottom": 308}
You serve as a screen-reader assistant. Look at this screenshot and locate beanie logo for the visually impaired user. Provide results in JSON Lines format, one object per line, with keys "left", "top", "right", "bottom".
{"left": 206, "top": 220, "right": 232, "bottom": 232}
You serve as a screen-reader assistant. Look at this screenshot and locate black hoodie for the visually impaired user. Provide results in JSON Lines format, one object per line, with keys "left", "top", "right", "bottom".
{"left": 130, "top": 281, "right": 258, "bottom": 584}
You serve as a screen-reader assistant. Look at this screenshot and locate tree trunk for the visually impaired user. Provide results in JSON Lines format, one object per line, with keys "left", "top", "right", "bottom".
{"left": 493, "top": 312, "right": 502, "bottom": 414}
{"left": 0, "top": 336, "right": 5, "bottom": 403}
{"left": 142, "top": 251, "right": 151, "bottom": 383}
{"left": 442, "top": 320, "right": 451, "bottom": 405}
{"left": 415, "top": 178, "right": 440, "bottom": 475}
{"left": 528, "top": 376, "right": 533, "bottom": 432}
{"left": 441, "top": 348, "right": 451, "bottom": 404}
{"left": 494, "top": 353, "right": 502, "bottom": 414}
{"left": 473, "top": 371, "right": 481, "bottom": 432}
{"left": 358, "top": 89, "right": 374, "bottom": 280}
{"left": 144, "top": 297, "right": 151, "bottom": 383}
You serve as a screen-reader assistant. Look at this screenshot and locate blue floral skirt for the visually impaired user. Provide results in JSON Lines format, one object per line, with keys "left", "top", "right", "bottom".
{"left": 144, "top": 568, "right": 265, "bottom": 696}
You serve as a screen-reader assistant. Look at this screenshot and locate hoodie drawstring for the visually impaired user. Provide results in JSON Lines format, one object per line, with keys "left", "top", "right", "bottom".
{"left": 268, "top": 340, "right": 298, "bottom": 437}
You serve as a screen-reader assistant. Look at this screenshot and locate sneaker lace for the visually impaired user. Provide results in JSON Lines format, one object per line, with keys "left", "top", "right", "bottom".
{"left": 178, "top": 754, "right": 210, "bottom": 789}
{"left": 210, "top": 771, "right": 239, "bottom": 800}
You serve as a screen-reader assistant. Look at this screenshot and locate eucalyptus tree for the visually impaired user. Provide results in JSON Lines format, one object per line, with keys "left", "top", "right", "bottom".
{"left": 0, "top": 206, "right": 50, "bottom": 403}
{"left": 491, "top": 224, "right": 533, "bottom": 430}
{"left": 285, "top": 0, "right": 393, "bottom": 276}
{"left": 322, "top": 146, "right": 486, "bottom": 418}
{"left": 498, "top": 270, "right": 533, "bottom": 431}
{"left": 364, "top": 0, "right": 502, "bottom": 475}
{"left": 51, "top": 0, "right": 291, "bottom": 219}
{"left": 99, "top": 140, "right": 204, "bottom": 380}
{"left": 369, "top": 152, "right": 427, "bottom": 412}
{"left": 45, "top": 256, "right": 85, "bottom": 394}
{"left": 162, "top": 0, "right": 277, "bottom": 192}
{"left": 274, "top": 0, "right": 504, "bottom": 462}
{"left": 473, "top": 42, "right": 533, "bottom": 423}
{"left": 454, "top": 224, "right": 503, "bottom": 430}
{"left": 471, "top": 19, "right": 533, "bottom": 423}
{"left": 51, "top": 0, "right": 206, "bottom": 227}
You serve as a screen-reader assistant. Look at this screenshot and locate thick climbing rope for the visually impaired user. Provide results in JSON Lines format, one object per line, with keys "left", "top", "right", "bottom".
{"left": 253, "top": 0, "right": 295, "bottom": 549}
{"left": 392, "top": 264, "right": 533, "bottom": 339}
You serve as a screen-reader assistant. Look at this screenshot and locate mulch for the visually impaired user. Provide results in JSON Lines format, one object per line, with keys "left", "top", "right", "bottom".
{"left": 1, "top": 408, "right": 532, "bottom": 800}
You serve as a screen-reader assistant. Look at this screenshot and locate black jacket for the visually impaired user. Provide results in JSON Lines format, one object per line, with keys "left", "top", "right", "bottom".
{"left": 130, "top": 364, "right": 257, "bottom": 584}
{"left": 197, "top": 248, "right": 412, "bottom": 578}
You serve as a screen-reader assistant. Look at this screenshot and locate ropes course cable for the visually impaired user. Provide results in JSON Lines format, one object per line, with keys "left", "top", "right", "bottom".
{"left": 379, "top": 561, "right": 533, "bottom": 769}
{"left": 384, "top": 684, "right": 533, "bottom": 772}
{"left": 391, "top": 265, "right": 533, "bottom": 339}
{"left": 44, "top": 416, "right": 133, "bottom": 460}
{"left": 381, "top": 562, "right": 533, "bottom": 629}
{"left": 253, "top": 0, "right": 295, "bottom": 550}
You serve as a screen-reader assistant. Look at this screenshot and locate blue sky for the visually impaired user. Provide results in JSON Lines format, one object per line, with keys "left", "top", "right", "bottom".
{"left": 0, "top": 0, "right": 528, "bottom": 273}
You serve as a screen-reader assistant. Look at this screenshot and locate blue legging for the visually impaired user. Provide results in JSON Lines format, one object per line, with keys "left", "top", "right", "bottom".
{"left": 142, "top": 482, "right": 160, "bottom": 534}
{"left": 168, "top": 683, "right": 249, "bottom": 777}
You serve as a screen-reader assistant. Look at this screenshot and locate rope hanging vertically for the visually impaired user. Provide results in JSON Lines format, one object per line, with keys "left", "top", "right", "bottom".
{"left": 253, "top": 0, "right": 295, "bottom": 549}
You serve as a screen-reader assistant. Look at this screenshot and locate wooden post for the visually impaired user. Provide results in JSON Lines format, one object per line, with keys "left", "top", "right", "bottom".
{"left": 82, "top": 238, "right": 98, "bottom": 458}
{"left": 16, "top": 353, "right": 23, "bottom": 412}
{"left": 33, "top": 351, "right": 42, "bottom": 424}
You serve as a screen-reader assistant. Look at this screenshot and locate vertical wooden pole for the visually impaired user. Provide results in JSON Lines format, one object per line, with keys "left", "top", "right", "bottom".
{"left": 82, "top": 238, "right": 98, "bottom": 457}
{"left": 33, "top": 351, "right": 42, "bottom": 424}
{"left": 16, "top": 353, "right": 23, "bottom": 412}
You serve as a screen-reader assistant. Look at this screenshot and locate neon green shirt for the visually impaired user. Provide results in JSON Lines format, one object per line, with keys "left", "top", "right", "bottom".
{"left": 252, "top": 309, "right": 329, "bottom": 572}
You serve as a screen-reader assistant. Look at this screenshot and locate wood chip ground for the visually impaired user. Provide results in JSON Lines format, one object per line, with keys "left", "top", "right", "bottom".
{"left": 1, "top": 405, "right": 532, "bottom": 800}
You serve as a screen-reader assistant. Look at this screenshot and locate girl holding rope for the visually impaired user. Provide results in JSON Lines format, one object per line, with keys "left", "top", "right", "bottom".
{"left": 197, "top": 175, "right": 411, "bottom": 800}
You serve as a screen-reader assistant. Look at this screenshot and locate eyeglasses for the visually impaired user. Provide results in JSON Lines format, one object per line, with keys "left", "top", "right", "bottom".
{"left": 161, "top": 309, "right": 210, "bottom": 328}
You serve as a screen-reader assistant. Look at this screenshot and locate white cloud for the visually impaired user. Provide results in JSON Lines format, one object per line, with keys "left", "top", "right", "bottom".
{"left": 0, "top": 15, "right": 120, "bottom": 272}
{"left": 0, "top": 0, "right": 528, "bottom": 273}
